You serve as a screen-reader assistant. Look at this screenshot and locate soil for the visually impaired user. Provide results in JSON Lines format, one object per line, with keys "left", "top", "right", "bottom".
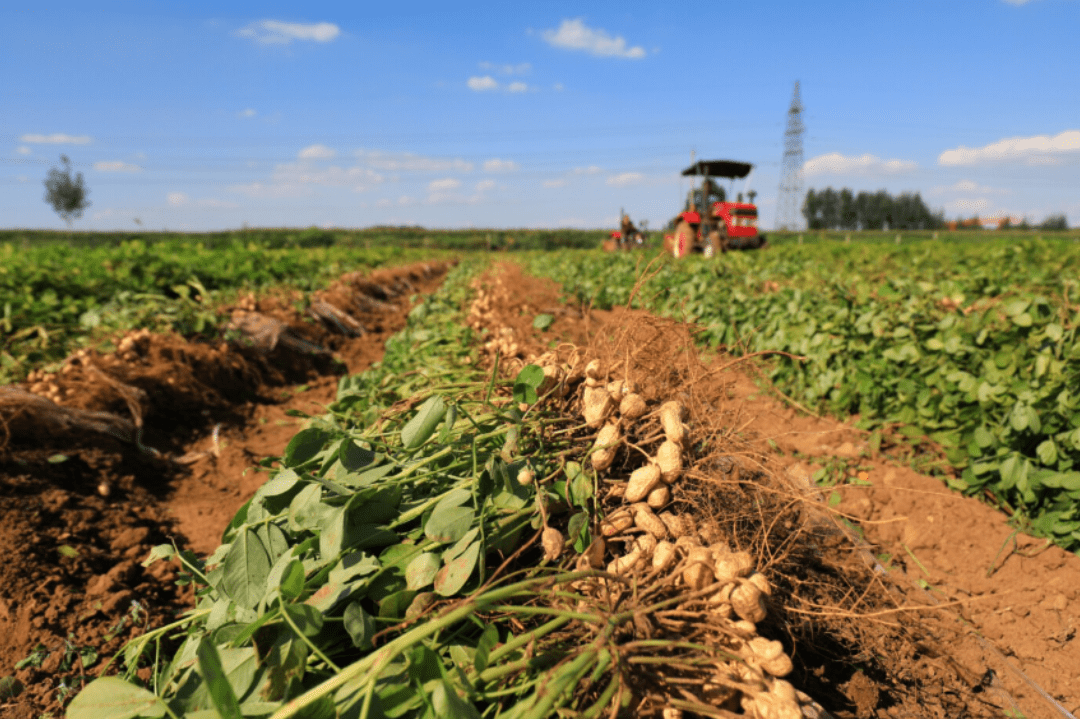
{"left": 0, "top": 261, "right": 450, "bottom": 718}
{"left": 2, "top": 257, "right": 1078, "bottom": 719}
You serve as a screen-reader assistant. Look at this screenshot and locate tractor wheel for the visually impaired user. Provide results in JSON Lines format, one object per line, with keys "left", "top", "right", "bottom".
{"left": 671, "top": 221, "right": 693, "bottom": 259}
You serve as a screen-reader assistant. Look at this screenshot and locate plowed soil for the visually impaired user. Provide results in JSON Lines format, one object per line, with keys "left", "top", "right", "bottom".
{"left": 0, "top": 261, "right": 450, "bottom": 718}
{"left": 2, "top": 257, "right": 1078, "bottom": 719}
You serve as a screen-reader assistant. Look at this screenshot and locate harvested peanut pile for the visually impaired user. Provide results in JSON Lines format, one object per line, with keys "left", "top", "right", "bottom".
{"left": 462, "top": 262, "right": 1011, "bottom": 718}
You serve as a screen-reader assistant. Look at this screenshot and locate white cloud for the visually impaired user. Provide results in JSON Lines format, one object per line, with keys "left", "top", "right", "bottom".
{"left": 428, "top": 177, "right": 462, "bottom": 191}
{"left": 483, "top": 158, "right": 518, "bottom": 172}
{"left": 398, "top": 195, "right": 415, "bottom": 205}
{"left": 507, "top": 81, "right": 529, "bottom": 93}
{"left": 938, "top": 129, "right": 1080, "bottom": 166}
{"left": 542, "top": 18, "right": 646, "bottom": 59}
{"left": 606, "top": 172, "right": 644, "bottom": 187}
{"left": 236, "top": 20, "right": 340, "bottom": 45}
{"left": 16, "top": 175, "right": 29, "bottom": 183}
{"left": 228, "top": 181, "right": 312, "bottom": 198}
{"left": 479, "top": 62, "right": 531, "bottom": 75}
{"left": 356, "top": 150, "right": 473, "bottom": 173}
{"left": 475, "top": 179, "right": 496, "bottom": 192}
{"left": 467, "top": 75, "right": 499, "bottom": 91}
{"left": 94, "top": 160, "right": 142, "bottom": 173}
{"left": 543, "top": 179, "right": 567, "bottom": 188}
{"left": 20, "top": 133, "right": 92, "bottom": 145}
{"left": 803, "top": 152, "right": 917, "bottom": 176}
{"left": 16, "top": 146, "right": 31, "bottom": 155}
{"left": 553, "top": 82, "right": 565, "bottom": 91}
{"left": 238, "top": 108, "right": 257, "bottom": 118}
{"left": 376, "top": 198, "right": 392, "bottom": 208}
{"left": 167, "top": 192, "right": 190, "bottom": 206}
{"left": 1004, "top": 0, "right": 1035, "bottom": 5}
{"left": 298, "top": 144, "right": 336, "bottom": 159}
{"left": 273, "top": 162, "right": 383, "bottom": 191}
{"left": 931, "top": 179, "right": 1009, "bottom": 195}
{"left": 573, "top": 165, "right": 603, "bottom": 175}
{"left": 945, "top": 197, "right": 991, "bottom": 214}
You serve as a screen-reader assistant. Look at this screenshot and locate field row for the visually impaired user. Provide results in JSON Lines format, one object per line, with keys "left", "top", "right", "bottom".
{"left": 524, "top": 238, "right": 1080, "bottom": 552}
{"left": 0, "top": 238, "right": 447, "bottom": 384}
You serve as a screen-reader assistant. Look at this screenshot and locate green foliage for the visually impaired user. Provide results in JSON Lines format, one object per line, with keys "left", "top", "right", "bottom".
{"left": 524, "top": 238, "right": 1080, "bottom": 553}
{"left": 1039, "top": 214, "right": 1069, "bottom": 231}
{"left": 0, "top": 240, "right": 437, "bottom": 384}
{"left": 803, "top": 187, "right": 943, "bottom": 231}
{"left": 71, "top": 260, "right": 611, "bottom": 718}
{"left": 43, "top": 155, "right": 91, "bottom": 228}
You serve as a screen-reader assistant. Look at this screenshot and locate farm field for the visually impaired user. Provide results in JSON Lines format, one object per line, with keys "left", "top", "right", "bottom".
{"left": 1, "top": 234, "right": 1079, "bottom": 719}
{"left": 526, "top": 236, "right": 1080, "bottom": 556}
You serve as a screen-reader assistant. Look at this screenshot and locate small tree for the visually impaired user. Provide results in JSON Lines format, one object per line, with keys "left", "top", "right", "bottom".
{"left": 1039, "top": 214, "right": 1069, "bottom": 231}
{"left": 44, "top": 155, "right": 91, "bottom": 229}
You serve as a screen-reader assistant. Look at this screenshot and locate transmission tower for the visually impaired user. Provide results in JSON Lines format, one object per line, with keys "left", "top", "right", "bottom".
{"left": 776, "top": 81, "right": 805, "bottom": 230}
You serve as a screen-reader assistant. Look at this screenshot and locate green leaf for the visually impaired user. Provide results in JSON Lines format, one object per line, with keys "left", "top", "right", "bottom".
{"left": 405, "top": 552, "right": 441, "bottom": 590}
{"left": 283, "top": 427, "right": 332, "bottom": 468}
{"left": 1036, "top": 439, "right": 1058, "bottom": 466}
{"left": 515, "top": 364, "right": 544, "bottom": 389}
{"left": 339, "top": 438, "right": 377, "bottom": 471}
{"left": 401, "top": 395, "right": 447, "bottom": 449}
{"left": 282, "top": 603, "right": 324, "bottom": 637}
{"left": 378, "top": 589, "right": 417, "bottom": 620}
{"left": 567, "top": 461, "right": 592, "bottom": 507}
{"left": 220, "top": 529, "right": 271, "bottom": 610}
{"left": 434, "top": 539, "right": 480, "bottom": 596}
{"left": 432, "top": 680, "right": 481, "bottom": 719}
{"left": 196, "top": 640, "right": 243, "bottom": 719}
{"left": 279, "top": 560, "right": 305, "bottom": 600}
{"left": 473, "top": 624, "right": 499, "bottom": 673}
{"left": 47, "top": 453, "right": 68, "bottom": 464}
{"left": 343, "top": 602, "right": 376, "bottom": 650}
{"left": 532, "top": 314, "right": 555, "bottom": 331}
{"left": 66, "top": 677, "right": 168, "bottom": 719}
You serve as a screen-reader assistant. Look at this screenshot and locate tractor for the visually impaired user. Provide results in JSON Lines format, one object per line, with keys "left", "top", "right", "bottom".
{"left": 663, "top": 160, "right": 767, "bottom": 258}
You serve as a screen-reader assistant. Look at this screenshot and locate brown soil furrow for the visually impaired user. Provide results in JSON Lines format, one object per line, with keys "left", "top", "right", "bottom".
{"left": 0, "top": 260, "right": 451, "bottom": 719}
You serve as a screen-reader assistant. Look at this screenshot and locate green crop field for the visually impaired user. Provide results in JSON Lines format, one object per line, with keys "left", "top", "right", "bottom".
{"left": 8, "top": 229, "right": 1076, "bottom": 718}
{"left": 0, "top": 237, "right": 454, "bottom": 384}
{"left": 523, "top": 235, "right": 1080, "bottom": 554}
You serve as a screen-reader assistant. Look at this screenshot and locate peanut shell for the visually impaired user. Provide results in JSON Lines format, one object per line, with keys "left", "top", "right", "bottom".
{"left": 652, "top": 541, "right": 677, "bottom": 571}
{"left": 625, "top": 463, "right": 662, "bottom": 502}
{"left": 646, "top": 483, "right": 670, "bottom": 509}
{"left": 590, "top": 423, "right": 620, "bottom": 472}
{"left": 682, "top": 546, "right": 714, "bottom": 590}
{"left": 632, "top": 503, "right": 668, "bottom": 539}
{"left": 619, "top": 392, "right": 647, "bottom": 420}
{"left": 542, "top": 527, "right": 565, "bottom": 562}
{"left": 656, "top": 440, "right": 683, "bottom": 483}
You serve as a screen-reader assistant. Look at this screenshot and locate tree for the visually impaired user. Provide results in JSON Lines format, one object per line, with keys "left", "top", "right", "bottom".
{"left": 1039, "top": 214, "right": 1069, "bottom": 231}
{"left": 839, "top": 188, "right": 857, "bottom": 230}
{"left": 44, "top": 155, "right": 90, "bottom": 229}
{"left": 802, "top": 189, "right": 823, "bottom": 229}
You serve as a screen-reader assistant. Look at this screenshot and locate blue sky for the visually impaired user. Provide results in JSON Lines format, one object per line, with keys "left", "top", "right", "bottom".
{"left": 3, "top": 0, "right": 1077, "bottom": 232}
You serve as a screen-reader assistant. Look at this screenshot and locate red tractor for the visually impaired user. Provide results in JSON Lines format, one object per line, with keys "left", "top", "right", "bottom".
{"left": 663, "top": 160, "right": 767, "bottom": 258}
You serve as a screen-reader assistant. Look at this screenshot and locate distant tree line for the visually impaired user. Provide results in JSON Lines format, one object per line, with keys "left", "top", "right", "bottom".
{"left": 802, "top": 188, "right": 944, "bottom": 230}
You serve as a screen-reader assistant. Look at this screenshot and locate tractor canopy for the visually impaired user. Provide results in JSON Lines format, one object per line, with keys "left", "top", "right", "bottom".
{"left": 680, "top": 160, "right": 753, "bottom": 179}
